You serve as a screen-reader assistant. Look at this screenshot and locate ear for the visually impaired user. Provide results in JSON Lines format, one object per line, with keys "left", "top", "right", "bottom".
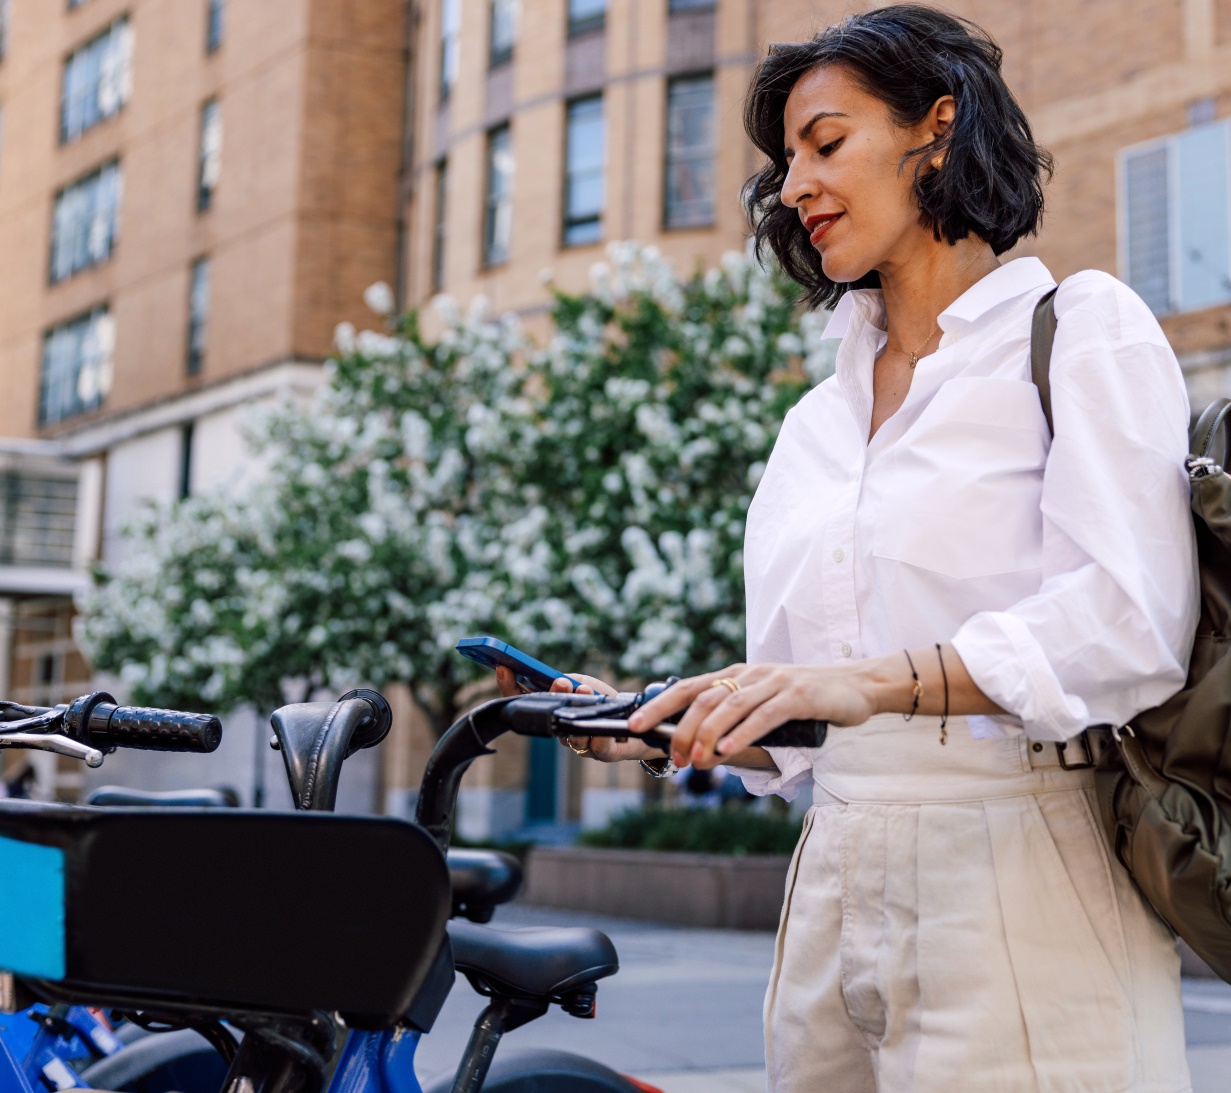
{"left": 928, "top": 95, "right": 956, "bottom": 141}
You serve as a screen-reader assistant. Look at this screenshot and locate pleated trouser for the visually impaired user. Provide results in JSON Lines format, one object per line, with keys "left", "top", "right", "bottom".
{"left": 763, "top": 715, "right": 1191, "bottom": 1093}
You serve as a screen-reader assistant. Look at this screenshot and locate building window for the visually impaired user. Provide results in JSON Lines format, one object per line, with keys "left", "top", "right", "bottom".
{"left": 60, "top": 18, "right": 132, "bottom": 144}
{"left": 40, "top": 307, "right": 114, "bottom": 426}
{"left": 668, "top": 0, "right": 715, "bottom": 10}
{"left": 439, "top": 0, "right": 459, "bottom": 102}
{"left": 568, "top": 0, "right": 606, "bottom": 36}
{"left": 179, "top": 423, "right": 194, "bottom": 499}
{"left": 0, "top": 0, "right": 10, "bottom": 62}
{"left": 187, "top": 257, "right": 209, "bottom": 375}
{"left": 0, "top": 472, "right": 78, "bottom": 568}
{"left": 50, "top": 161, "right": 122, "bottom": 283}
{"left": 664, "top": 74, "right": 715, "bottom": 229}
{"left": 432, "top": 160, "right": 448, "bottom": 292}
{"left": 1121, "top": 119, "right": 1231, "bottom": 316}
{"left": 206, "top": 0, "right": 224, "bottom": 53}
{"left": 197, "top": 99, "right": 222, "bottom": 211}
{"left": 563, "top": 96, "right": 604, "bottom": 247}
{"left": 489, "top": 0, "right": 517, "bottom": 67}
{"left": 483, "top": 125, "right": 513, "bottom": 266}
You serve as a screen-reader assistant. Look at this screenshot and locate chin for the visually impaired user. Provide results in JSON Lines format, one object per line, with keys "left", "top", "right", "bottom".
{"left": 819, "top": 250, "right": 874, "bottom": 287}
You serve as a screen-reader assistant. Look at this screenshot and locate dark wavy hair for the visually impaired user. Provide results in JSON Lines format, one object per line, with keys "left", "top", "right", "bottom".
{"left": 743, "top": 5, "right": 1053, "bottom": 309}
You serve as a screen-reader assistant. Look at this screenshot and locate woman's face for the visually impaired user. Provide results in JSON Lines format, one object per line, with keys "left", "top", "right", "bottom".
{"left": 780, "top": 65, "right": 944, "bottom": 284}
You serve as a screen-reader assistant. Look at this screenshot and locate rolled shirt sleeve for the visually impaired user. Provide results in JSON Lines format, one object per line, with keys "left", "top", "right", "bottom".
{"left": 724, "top": 746, "right": 816, "bottom": 801}
{"left": 952, "top": 272, "right": 1199, "bottom": 741}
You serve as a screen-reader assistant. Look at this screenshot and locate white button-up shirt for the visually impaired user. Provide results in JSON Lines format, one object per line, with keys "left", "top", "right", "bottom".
{"left": 738, "top": 258, "right": 1199, "bottom": 801}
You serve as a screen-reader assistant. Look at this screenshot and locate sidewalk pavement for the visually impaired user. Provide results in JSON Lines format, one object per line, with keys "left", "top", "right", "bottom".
{"left": 414, "top": 904, "right": 1231, "bottom": 1092}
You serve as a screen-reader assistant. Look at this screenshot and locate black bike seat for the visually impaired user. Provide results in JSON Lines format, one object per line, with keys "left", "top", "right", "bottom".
{"left": 447, "top": 849, "right": 523, "bottom": 922}
{"left": 85, "top": 786, "right": 239, "bottom": 808}
{"left": 270, "top": 690, "right": 391, "bottom": 811}
{"left": 447, "top": 920, "right": 618, "bottom": 1000}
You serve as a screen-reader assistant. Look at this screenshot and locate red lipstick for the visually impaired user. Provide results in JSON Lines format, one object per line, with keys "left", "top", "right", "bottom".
{"left": 805, "top": 212, "right": 843, "bottom": 246}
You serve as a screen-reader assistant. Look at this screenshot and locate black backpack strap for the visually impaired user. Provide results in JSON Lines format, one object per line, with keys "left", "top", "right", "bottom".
{"left": 1030, "top": 287, "right": 1059, "bottom": 438}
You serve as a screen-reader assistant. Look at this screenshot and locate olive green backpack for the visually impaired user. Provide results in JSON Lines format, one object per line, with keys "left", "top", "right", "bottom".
{"left": 1032, "top": 287, "right": 1231, "bottom": 981}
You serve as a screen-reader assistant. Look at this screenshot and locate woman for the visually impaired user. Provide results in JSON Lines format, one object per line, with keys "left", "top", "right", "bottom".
{"left": 498, "top": 6, "right": 1198, "bottom": 1089}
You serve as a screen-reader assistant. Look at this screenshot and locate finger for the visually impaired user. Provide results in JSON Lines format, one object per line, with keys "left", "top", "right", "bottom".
{"left": 712, "top": 696, "right": 798, "bottom": 762}
{"left": 690, "top": 683, "right": 778, "bottom": 767}
{"left": 668, "top": 684, "right": 731, "bottom": 765}
{"left": 495, "top": 666, "right": 521, "bottom": 697}
{"left": 628, "top": 666, "right": 744, "bottom": 734}
{"left": 550, "top": 676, "right": 576, "bottom": 693}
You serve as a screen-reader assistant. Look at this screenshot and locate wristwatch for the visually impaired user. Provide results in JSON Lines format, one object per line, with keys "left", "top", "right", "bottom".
{"left": 638, "top": 756, "right": 678, "bottom": 779}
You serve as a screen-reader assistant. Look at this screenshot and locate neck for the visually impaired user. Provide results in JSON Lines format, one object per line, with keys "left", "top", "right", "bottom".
{"left": 876, "top": 236, "right": 1001, "bottom": 349}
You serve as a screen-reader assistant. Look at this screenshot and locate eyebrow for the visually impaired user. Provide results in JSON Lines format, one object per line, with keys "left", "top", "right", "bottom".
{"left": 795, "top": 111, "right": 849, "bottom": 143}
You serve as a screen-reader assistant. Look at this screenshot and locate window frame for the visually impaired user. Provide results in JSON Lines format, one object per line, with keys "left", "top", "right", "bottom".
{"left": 186, "top": 256, "right": 210, "bottom": 376}
{"left": 562, "top": 94, "right": 605, "bottom": 248}
{"left": 38, "top": 305, "right": 113, "bottom": 427}
{"left": 663, "top": 71, "right": 716, "bottom": 231}
{"left": 206, "top": 0, "right": 224, "bottom": 53}
{"left": 567, "top": 0, "right": 606, "bottom": 37}
{"left": 197, "top": 98, "right": 221, "bottom": 212}
{"left": 1117, "top": 118, "right": 1231, "bottom": 317}
{"left": 439, "top": 0, "right": 459, "bottom": 103}
{"left": 432, "top": 159, "right": 448, "bottom": 292}
{"left": 488, "top": 0, "right": 516, "bottom": 68}
{"left": 60, "top": 16, "right": 132, "bottom": 144}
{"left": 49, "top": 159, "right": 123, "bottom": 285}
{"left": 483, "top": 124, "right": 513, "bottom": 268}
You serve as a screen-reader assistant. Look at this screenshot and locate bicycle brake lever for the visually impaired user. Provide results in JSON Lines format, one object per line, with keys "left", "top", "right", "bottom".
{"left": 0, "top": 732, "right": 104, "bottom": 767}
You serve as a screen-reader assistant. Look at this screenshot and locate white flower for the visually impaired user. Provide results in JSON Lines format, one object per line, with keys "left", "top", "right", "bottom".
{"left": 363, "top": 281, "right": 395, "bottom": 316}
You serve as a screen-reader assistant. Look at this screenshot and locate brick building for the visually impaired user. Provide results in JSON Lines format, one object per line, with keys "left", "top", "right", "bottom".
{"left": 1, "top": 0, "right": 1230, "bottom": 824}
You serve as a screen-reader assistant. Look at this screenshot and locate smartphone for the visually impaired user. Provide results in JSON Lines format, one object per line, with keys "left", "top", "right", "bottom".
{"left": 455, "top": 635, "right": 582, "bottom": 693}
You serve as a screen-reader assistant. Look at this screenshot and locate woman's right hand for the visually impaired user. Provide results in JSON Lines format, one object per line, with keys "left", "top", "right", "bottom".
{"left": 493, "top": 667, "right": 667, "bottom": 763}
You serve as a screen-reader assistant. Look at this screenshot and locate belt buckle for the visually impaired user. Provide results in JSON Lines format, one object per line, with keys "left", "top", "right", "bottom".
{"left": 1056, "top": 732, "right": 1094, "bottom": 771}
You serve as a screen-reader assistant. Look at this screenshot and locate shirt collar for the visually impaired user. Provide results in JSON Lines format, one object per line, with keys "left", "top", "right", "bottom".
{"left": 819, "top": 257, "right": 1055, "bottom": 340}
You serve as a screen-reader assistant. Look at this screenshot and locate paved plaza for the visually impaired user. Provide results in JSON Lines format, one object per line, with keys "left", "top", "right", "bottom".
{"left": 414, "top": 903, "right": 1231, "bottom": 1092}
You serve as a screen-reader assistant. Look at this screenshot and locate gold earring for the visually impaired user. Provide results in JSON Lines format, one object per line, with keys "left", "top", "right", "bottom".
{"left": 932, "top": 154, "right": 945, "bottom": 169}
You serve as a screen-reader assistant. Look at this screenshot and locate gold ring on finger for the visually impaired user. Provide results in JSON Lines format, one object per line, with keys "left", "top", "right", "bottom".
{"left": 710, "top": 678, "right": 740, "bottom": 694}
{"left": 565, "top": 736, "right": 593, "bottom": 755}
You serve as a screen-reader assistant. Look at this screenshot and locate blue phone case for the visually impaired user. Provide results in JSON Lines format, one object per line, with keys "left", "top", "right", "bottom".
{"left": 455, "top": 636, "right": 581, "bottom": 692}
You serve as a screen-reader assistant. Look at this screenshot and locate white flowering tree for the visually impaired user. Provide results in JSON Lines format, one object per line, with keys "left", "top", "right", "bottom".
{"left": 78, "top": 245, "right": 834, "bottom": 732}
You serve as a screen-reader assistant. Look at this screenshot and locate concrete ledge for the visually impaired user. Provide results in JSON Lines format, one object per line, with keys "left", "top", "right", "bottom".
{"left": 523, "top": 846, "right": 790, "bottom": 930}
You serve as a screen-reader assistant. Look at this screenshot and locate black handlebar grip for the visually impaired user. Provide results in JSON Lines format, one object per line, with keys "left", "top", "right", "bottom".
{"left": 64, "top": 693, "right": 222, "bottom": 753}
{"left": 752, "top": 719, "right": 828, "bottom": 749}
{"left": 99, "top": 706, "right": 223, "bottom": 752}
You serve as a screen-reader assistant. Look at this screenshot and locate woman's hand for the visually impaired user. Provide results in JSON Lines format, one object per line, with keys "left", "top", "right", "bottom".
{"left": 493, "top": 667, "right": 667, "bottom": 764}
{"left": 627, "top": 662, "right": 882, "bottom": 770}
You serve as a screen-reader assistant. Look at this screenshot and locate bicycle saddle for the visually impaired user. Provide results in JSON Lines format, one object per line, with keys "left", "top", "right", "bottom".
{"left": 84, "top": 786, "right": 239, "bottom": 808}
{"left": 270, "top": 689, "right": 391, "bottom": 811}
{"left": 447, "top": 849, "right": 523, "bottom": 922}
{"left": 447, "top": 920, "right": 618, "bottom": 1003}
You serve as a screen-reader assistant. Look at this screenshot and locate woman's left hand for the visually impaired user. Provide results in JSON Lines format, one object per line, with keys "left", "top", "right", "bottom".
{"left": 627, "top": 662, "right": 880, "bottom": 770}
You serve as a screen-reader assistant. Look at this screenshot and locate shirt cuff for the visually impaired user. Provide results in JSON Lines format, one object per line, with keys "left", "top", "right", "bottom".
{"left": 725, "top": 746, "right": 815, "bottom": 802}
{"left": 952, "top": 612, "right": 1091, "bottom": 742}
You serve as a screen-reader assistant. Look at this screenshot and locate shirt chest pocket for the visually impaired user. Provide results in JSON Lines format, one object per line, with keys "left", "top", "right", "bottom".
{"left": 869, "top": 378, "right": 1048, "bottom": 581}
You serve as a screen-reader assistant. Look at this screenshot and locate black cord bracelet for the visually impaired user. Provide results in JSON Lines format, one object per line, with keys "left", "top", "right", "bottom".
{"left": 935, "top": 642, "right": 949, "bottom": 745}
{"left": 902, "top": 649, "right": 922, "bottom": 721}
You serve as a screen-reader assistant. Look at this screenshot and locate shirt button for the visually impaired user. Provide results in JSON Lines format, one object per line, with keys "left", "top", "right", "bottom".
{"left": 832, "top": 548, "right": 845, "bottom": 563}
{"left": 840, "top": 642, "right": 852, "bottom": 658}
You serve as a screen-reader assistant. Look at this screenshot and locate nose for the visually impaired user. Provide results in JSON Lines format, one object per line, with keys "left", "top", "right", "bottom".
{"left": 779, "top": 155, "right": 813, "bottom": 210}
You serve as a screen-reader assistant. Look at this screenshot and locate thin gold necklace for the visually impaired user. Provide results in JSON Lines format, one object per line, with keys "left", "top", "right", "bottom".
{"left": 888, "top": 324, "right": 941, "bottom": 369}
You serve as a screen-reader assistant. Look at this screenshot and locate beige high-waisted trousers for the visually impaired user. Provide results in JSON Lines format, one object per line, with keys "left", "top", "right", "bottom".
{"left": 764, "top": 714, "right": 1191, "bottom": 1093}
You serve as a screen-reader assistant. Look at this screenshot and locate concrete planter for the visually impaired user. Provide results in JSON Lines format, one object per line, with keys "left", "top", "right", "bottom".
{"left": 523, "top": 845, "right": 791, "bottom": 930}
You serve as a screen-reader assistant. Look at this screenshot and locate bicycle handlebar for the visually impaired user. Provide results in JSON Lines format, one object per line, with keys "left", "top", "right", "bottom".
{"left": 414, "top": 681, "right": 829, "bottom": 852}
{"left": 64, "top": 693, "right": 222, "bottom": 754}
